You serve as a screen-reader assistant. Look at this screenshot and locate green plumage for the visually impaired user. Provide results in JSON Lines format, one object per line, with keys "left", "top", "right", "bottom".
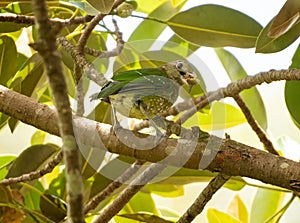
{"left": 91, "top": 61, "right": 198, "bottom": 119}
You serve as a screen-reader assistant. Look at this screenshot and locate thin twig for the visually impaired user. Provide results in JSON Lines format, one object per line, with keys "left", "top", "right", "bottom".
{"left": 233, "top": 94, "right": 278, "bottom": 155}
{"left": 177, "top": 173, "right": 231, "bottom": 223}
{"left": 173, "top": 68, "right": 300, "bottom": 124}
{"left": 83, "top": 19, "right": 124, "bottom": 58}
{"left": 0, "top": 13, "right": 93, "bottom": 26}
{"left": 0, "top": 151, "right": 63, "bottom": 186}
{"left": 84, "top": 160, "right": 145, "bottom": 214}
{"left": 57, "top": 37, "right": 107, "bottom": 86}
{"left": 76, "top": 0, "right": 125, "bottom": 52}
{"left": 92, "top": 163, "right": 167, "bottom": 223}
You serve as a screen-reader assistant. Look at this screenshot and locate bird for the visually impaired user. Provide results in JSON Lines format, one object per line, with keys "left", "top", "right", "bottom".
{"left": 90, "top": 60, "right": 198, "bottom": 120}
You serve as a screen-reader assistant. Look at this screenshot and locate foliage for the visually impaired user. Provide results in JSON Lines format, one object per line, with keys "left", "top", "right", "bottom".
{"left": 0, "top": 0, "right": 300, "bottom": 222}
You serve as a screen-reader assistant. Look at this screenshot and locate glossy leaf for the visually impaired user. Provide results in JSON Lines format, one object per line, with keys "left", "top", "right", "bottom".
{"left": 0, "top": 35, "right": 18, "bottom": 85}
{"left": 6, "top": 144, "right": 60, "bottom": 178}
{"left": 207, "top": 208, "right": 242, "bottom": 223}
{"left": 86, "top": 0, "right": 114, "bottom": 14}
{"left": 250, "top": 188, "right": 284, "bottom": 223}
{"left": 215, "top": 48, "right": 267, "bottom": 129}
{"left": 183, "top": 101, "right": 247, "bottom": 131}
{"left": 168, "top": 5, "right": 262, "bottom": 48}
{"left": 256, "top": 18, "right": 300, "bottom": 53}
{"left": 268, "top": 0, "right": 300, "bottom": 38}
{"left": 285, "top": 44, "right": 300, "bottom": 128}
{"left": 118, "top": 213, "right": 174, "bottom": 223}
{"left": 228, "top": 195, "right": 249, "bottom": 223}
{"left": 128, "top": 1, "right": 185, "bottom": 51}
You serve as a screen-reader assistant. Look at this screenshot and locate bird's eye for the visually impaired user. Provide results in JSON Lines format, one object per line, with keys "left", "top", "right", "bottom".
{"left": 176, "top": 61, "right": 184, "bottom": 70}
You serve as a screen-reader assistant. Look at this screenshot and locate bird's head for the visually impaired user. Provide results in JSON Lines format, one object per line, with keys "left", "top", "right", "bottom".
{"left": 160, "top": 60, "right": 199, "bottom": 87}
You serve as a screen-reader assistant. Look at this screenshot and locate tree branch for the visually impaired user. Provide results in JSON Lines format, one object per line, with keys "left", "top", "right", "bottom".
{"left": 177, "top": 173, "right": 231, "bottom": 223}
{"left": 31, "top": 0, "right": 83, "bottom": 222}
{"left": 1, "top": 85, "right": 300, "bottom": 193}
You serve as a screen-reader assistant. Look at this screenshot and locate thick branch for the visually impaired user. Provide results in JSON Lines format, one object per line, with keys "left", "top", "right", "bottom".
{"left": 1, "top": 85, "right": 300, "bottom": 193}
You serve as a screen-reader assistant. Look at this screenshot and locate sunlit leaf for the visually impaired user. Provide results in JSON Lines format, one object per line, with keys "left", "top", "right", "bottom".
{"left": 256, "top": 18, "right": 300, "bottom": 53}
{"left": 268, "top": 0, "right": 300, "bottom": 38}
{"left": 250, "top": 188, "right": 285, "bottom": 223}
{"left": 68, "top": 1, "right": 99, "bottom": 15}
{"left": 31, "top": 130, "right": 47, "bottom": 145}
{"left": 215, "top": 48, "right": 267, "bottom": 129}
{"left": 23, "top": 181, "right": 44, "bottom": 210}
{"left": 0, "top": 155, "right": 15, "bottom": 180}
{"left": 207, "top": 208, "right": 242, "bottom": 223}
{"left": 183, "top": 101, "right": 247, "bottom": 131}
{"left": 86, "top": 0, "right": 114, "bottom": 14}
{"left": 162, "top": 34, "right": 199, "bottom": 58}
{"left": 0, "top": 35, "right": 17, "bottom": 85}
{"left": 118, "top": 213, "right": 174, "bottom": 223}
{"left": 228, "top": 195, "right": 249, "bottom": 223}
{"left": 143, "top": 184, "right": 184, "bottom": 197}
{"left": 155, "top": 167, "right": 245, "bottom": 191}
{"left": 168, "top": 5, "right": 262, "bottom": 48}
{"left": 128, "top": 1, "right": 185, "bottom": 51}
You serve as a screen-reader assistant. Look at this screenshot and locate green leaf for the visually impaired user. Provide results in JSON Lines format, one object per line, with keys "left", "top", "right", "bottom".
{"left": 9, "top": 53, "right": 45, "bottom": 98}
{"left": 215, "top": 48, "right": 267, "bottom": 129}
{"left": 207, "top": 208, "right": 242, "bottom": 223}
{"left": 162, "top": 34, "right": 199, "bottom": 58}
{"left": 23, "top": 181, "right": 44, "bottom": 210}
{"left": 0, "top": 22, "right": 28, "bottom": 33}
{"left": 143, "top": 184, "right": 184, "bottom": 197}
{"left": 0, "top": 35, "right": 18, "bottom": 85}
{"left": 0, "top": 155, "right": 15, "bottom": 180}
{"left": 285, "top": 44, "right": 300, "bottom": 128}
{"left": 256, "top": 18, "right": 300, "bottom": 53}
{"left": 183, "top": 101, "right": 247, "bottom": 131}
{"left": 167, "top": 4, "right": 262, "bottom": 48}
{"left": 6, "top": 144, "right": 60, "bottom": 179}
{"left": 135, "top": 0, "right": 166, "bottom": 14}
{"left": 68, "top": 1, "right": 99, "bottom": 15}
{"left": 128, "top": 1, "right": 185, "bottom": 51}
{"left": 154, "top": 167, "right": 245, "bottom": 191}
{"left": 90, "top": 156, "right": 136, "bottom": 199}
{"left": 250, "top": 188, "right": 284, "bottom": 223}
{"left": 31, "top": 130, "right": 47, "bottom": 145}
{"left": 227, "top": 195, "right": 249, "bottom": 223}
{"left": 118, "top": 213, "right": 174, "bottom": 223}
{"left": 80, "top": 145, "right": 106, "bottom": 180}
{"left": 86, "top": 0, "right": 114, "bottom": 13}
{"left": 115, "top": 192, "right": 159, "bottom": 223}
{"left": 268, "top": 0, "right": 300, "bottom": 38}
{"left": 40, "top": 193, "right": 67, "bottom": 222}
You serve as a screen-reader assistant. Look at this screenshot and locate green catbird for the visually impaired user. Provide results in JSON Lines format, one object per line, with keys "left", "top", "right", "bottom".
{"left": 90, "top": 60, "right": 198, "bottom": 120}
